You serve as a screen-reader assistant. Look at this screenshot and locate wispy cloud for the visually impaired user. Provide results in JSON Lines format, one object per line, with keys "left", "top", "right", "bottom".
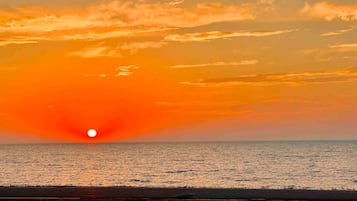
{"left": 168, "top": 0, "right": 185, "bottom": 6}
{"left": 320, "top": 26, "right": 356, "bottom": 36}
{"left": 303, "top": 43, "right": 357, "bottom": 54}
{"left": 256, "top": 0, "right": 275, "bottom": 11}
{"left": 69, "top": 46, "right": 122, "bottom": 58}
{"left": 0, "top": 1, "right": 256, "bottom": 34}
{"left": 0, "top": 0, "right": 280, "bottom": 48}
{"left": 301, "top": 43, "right": 357, "bottom": 61}
{"left": 180, "top": 68, "right": 357, "bottom": 86}
{"left": 83, "top": 65, "right": 139, "bottom": 78}
{"left": 171, "top": 60, "right": 258, "bottom": 68}
{"left": 69, "top": 41, "right": 165, "bottom": 58}
{"left": 82, "top": 1, "right": 256, "bottom": 28}
{"left": 329, "top": 43, "right": 357, "bottom": 51}
{"left": 0, "top": 28, "right": 171, "bottom": 47}
{"left": 0, "top": 39, "right": 38, "bottom": 47}
{"left": 302, "top": 2, "right": 357, "bottom": 21}
{"left": 60, "top": 27, "right": 173, "bottom": 41}
{"left": 116, "top": 65, "right": 139, "bottom": 77}
{"left": 60, "top": 30, "right": 136, "bottom": 41}
{"left": 0, "top": 0, "right": 262, "bottom": 49}
{"left": 120, "top": 41, "right": 167, "bottom": 53}
{"left": 164, "top": 29, "right": 295, "bottom": 42}
{"left": 0, "top": 14, "right": 98, "bottom": 33}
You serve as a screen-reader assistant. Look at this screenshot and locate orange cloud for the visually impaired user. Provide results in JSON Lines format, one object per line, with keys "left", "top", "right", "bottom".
{"left": 320, "top": 26, "right": 356, "bottom": 36}
{"left": 168, "top": 0, "right": 185, "bottom": 6}
{"left": 164, "top": 29, "right": 295, "bottom": 42}
{"left": 81, "top": 65, "right": 139, "bottom": 78}
{"left": 69, "top": 46, "right": 122, "bottom": 58}
{"left": 170, "top": 60, "right": 258, "bottom": 68}
{"left": 115, "top": 65, "right": 139, "bottom": 77}
{"left": 120, "top": 41, "right": 167, "bottom": 54}
{"left": 0, "top": 38, "right": 38, "bottom": 46}
{"left": 302, "top": 2, "right": 357, "bottom": 21}
{"left": 181, "top": 68, "right": 357, "bottom": 86}
{"left": 0, "top": 1, "right": 255, "bottom": 35}
{"left": 0, "top": 1, "right": 259, "bottom": 50}
{"left": 92, "top": 1, "right": 256, "bottom": 28}
{"left": 0, "top": 28, "right": 169, "bottom": 47}
{"left": 70, "top": 41, "right": 166, "bottom": 58}
{"left": 301, "top": 43, "right": 357, "bottom": 61}
{"left": 329, "top": 43, "right": 357, "bottom": 51}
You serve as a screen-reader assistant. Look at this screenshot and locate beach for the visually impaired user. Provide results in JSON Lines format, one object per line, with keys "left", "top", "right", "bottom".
{"left": 0, "top": 186, "right": 357, "bottom": 200}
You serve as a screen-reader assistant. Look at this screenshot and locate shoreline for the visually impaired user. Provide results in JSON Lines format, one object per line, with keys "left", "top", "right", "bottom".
{"left": 0, "top": 186, "right": 356, "bottom": 200}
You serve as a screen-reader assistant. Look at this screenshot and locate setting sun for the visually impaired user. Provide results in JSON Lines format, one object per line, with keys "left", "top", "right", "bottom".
{"left": 87, "top": 129, "right": 97, "bottom": 138}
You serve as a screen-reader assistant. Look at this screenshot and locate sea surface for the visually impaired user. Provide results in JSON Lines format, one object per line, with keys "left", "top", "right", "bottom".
{"left": 0, "top": 141, "right": 356, "bottom": 190}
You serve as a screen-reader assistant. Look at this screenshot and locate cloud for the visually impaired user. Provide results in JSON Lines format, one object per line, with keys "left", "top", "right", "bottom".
{"left": 69, "top": 46, "right": 122, "bottom": 58}
{"left": 164, "top": 29, "right": 295, "bottom": 42}
{"left": 120, "top": 41, "right": 167, "bottom": 53}
{"left": 168, "top": 0, "right": 185, "bottom": 6}
{"left": 0, "top": 27, "right": 171, "bottom": 46}
{"left": 320, "top": 26, "right": 356, "bottom": 36}
{"left": 82, "top": 65, "right": 139, "bottom": 77}
{"left": 70, "top": 41, "right": 165, "bottom": 58}
{"left": 0, "top": 0, "right": 277, "bottom": 47}
{"left": 170, "top": 60, "right": 258, "bottom": 68}
{"left": 88, "top": 1, "right": 256, "bottom": 28}
{"left": 256, "top": 0, "right": 275, "bottom": 11}
{"left": 301, "top": 43, "right": 357, "bottom": 61}
{"left": 180, "top": 68, "right": 357, "bottom": 86}
{"left": 0, "top": 15, "right": 107, "bottom": 33}
{"left": 60, "top": 30, "right": 135, "bottom": 41}
{"left": 0, "top": 28, "right": 170, "bottom": 47}
{"left": 0, "top": 1, "right": 256, "bottom": 34}
{"left": 0, "top": 36, "right": 48, "bottom": 47}
{"left": 116, "top": 65, "right": 139, "bottom": 77}
{"left": 303, "top": 43, "right": 357, "bottom": 54}
{"left": 0, "top": 39, "right": 38, "bottom": 47}
{"left": 0, "top": 1, "right": 262, "bottom": 48}
{"left": 329, "top": 43, "right": 357, "bottom": 51}
{"left": 302, "top": 2, "right": 357, "bottom": 21}
{"left": 60, "top": 27, "right": 173, "bottom": 41}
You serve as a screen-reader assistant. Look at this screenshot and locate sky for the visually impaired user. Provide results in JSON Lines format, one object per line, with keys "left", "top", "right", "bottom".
{"left": 0, "top": 0, "right": 356, "bottom": 143}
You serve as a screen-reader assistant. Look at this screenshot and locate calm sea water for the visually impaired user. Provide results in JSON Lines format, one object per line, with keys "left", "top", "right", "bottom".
{"left": 0, "top": 141, "right": 356, "bottom": 190}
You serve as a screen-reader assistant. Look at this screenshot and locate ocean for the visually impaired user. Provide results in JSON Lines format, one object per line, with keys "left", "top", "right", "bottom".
{"left": 0, "top": 141, "right": 356, "bottom": 190}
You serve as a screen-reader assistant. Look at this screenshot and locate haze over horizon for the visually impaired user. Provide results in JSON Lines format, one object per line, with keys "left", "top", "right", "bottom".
{"left": 0, "top": 0, "right": 356, "bottom": 143}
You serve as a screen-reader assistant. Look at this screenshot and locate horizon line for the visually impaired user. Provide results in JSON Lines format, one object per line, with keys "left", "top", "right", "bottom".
{"left": 1, "top": 139, "right": 357, "bottom": 145}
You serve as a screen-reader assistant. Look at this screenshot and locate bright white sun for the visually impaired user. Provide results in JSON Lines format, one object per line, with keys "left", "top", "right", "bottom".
{"left": 87, "top": 129, "right": 97, "bottom": 138}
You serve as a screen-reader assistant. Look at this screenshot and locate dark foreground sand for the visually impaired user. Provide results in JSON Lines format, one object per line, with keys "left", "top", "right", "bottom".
{"left": 0, "top": 186, "right": 356, "bottom": 201}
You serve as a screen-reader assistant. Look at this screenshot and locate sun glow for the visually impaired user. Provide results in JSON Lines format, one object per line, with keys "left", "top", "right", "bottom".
{"left": 87, "top": 129, "right": 97, "bottom": 138}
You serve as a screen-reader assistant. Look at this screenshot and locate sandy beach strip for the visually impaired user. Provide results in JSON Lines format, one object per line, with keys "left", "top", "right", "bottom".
{"left": 0, "top": 186, "right": 356, "bottom": 200}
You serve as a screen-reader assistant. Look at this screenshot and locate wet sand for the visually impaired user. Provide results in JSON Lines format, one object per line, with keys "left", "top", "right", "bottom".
{"left": 0, "top": 187, "right": 356, "bottom": 200}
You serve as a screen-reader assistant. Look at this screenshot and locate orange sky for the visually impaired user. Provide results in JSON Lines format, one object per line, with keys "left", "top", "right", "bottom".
{"left": 0, "top": 0, "right": 356, "bottom": 143}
